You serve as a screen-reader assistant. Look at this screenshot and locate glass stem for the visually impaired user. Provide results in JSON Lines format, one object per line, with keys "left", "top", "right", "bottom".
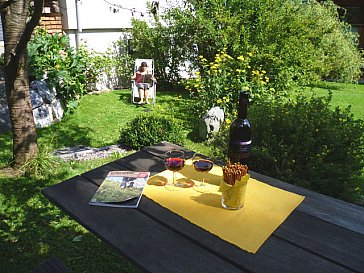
{"left": 173, "top": 171, "right": 176, "bottom": 186}
{"left": 201, "top": 174, "right": 205, "bottom": 186}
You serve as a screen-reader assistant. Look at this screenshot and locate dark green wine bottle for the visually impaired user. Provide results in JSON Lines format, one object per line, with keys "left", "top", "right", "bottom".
{"left": 227, "top": 91, "right": 252, "bottom": 166}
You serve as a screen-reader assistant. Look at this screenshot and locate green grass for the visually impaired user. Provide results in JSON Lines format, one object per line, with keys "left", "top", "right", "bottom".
{"left": 0, "top": 89, "right": 212, "bottom": 273}
{"left": 35, "top": 90, "right": 212, "bottom": 155}
{"left": 0, "top": 85, "right": 363, "bottom": 273}
{"left": 306, "top": 82, "right": 364, "bottom": 119}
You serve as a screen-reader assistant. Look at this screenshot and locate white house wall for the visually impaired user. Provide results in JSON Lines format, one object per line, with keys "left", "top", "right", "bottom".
{"left": 60, "top": 0, "right": 178, "bottom": 53}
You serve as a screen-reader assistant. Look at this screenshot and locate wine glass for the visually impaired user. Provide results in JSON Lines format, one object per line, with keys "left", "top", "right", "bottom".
{"left": 164, "top": 150, "right": 190, "bottom": 189}
{"left": 192, "top": 153, "right": 214, "bottom": 192}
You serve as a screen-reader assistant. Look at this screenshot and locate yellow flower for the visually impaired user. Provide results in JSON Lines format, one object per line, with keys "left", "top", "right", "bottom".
{"left": 194, "top": 84, "right": 200, "bottom": 88}
{"left": 55, "top": 64, "right": 60, "bottom": 70}
{"left": 237, "top": 55, "right": 244, "bottom": 61}
{"left": 225, "top": 118, "right": 231, "bottom": 125}
{"left": 222, "top": 52, "right": 233, "bottom": 59}
{"left": 195, "top": 71, "right": 200, "bottom": 75}
{"left": 199, "top": 55, "right": 204, "bottom": 59}
{"left": 265, "top": 76, "right": 270, "bottom": 82}
{"left": 262, "top": 70, "right": 266, "bottom": 74}
{"left": 248, "top": 52, "right": 253, "bottom": 57}
{"left": 217, "top": 99, "right": 222, "bottom": 104}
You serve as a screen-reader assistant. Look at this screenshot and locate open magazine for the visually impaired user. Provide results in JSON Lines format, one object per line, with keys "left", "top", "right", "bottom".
{"left": 136, "top": 72, "right": 154, "bottom": 84}
{"left": 89, "top": 171, "right": 150, "bottom": 208}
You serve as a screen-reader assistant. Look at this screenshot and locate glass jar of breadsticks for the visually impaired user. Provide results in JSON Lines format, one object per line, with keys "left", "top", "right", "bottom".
{"left": 219, "top": 162, "right": 250, "bottom": 210}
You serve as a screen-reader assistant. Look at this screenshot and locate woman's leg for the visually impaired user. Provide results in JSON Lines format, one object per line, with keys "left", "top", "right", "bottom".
{"left": 144, "top": 88, "right": 149, "bottom": 104}
{"left": 139, "top": 88, "right": 144, "bottom": 103}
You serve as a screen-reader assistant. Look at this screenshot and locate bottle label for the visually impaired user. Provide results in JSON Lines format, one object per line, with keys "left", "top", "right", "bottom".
{"left": 231, "top": 140, "right": 251, "bottom": 152}
{"left": 228, "top": 140, "right": 251, "bottom": 165}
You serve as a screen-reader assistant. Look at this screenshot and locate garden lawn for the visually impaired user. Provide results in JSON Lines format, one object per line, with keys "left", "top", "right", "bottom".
{"left": 307, "top": 82, "right": 364, "bottom": 119}
{"left": 0, "top": 89, "right": 212, "bottom": 273}
{"left": 0, "top": 84, "right": 363, "bottom": 273}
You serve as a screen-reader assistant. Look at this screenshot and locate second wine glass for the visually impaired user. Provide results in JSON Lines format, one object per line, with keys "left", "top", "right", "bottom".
{"left": 192, "top": 153, "right": 214, "bottom": 192}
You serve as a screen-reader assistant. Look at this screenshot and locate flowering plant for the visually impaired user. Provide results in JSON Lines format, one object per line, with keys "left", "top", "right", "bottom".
{"left": 186, "top": 49, "right": 274, "bottom": 122}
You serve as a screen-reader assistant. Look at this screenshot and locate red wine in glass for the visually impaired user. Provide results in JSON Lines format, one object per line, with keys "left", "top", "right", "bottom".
{"left": 192, "top": 153, "right": 214, "bottom": 191}
{"left": 165, "top": 157, "right": 185, "bottom": 172}
{"left": 193, "top": 159, "right": 213, "bottom": 173}
{"left": 164, "top": 150, "right": 188, "bottom": 188}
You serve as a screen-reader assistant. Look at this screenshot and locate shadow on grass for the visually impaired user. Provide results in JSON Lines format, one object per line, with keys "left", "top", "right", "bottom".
{"left": 37, "top": 123, "right": 96, "bottom": 149}
{"left": 0, "top": 169, "right": 140, "bottom": 273}
{"left": 118, "top": 91, "right": 131, "bottom": 104}
{"left": 118, "top": 92, "right": 154, "bottom": 110}
{"left": 0, "top": 131, "right": 13, "bottom": 167}
{"left": 308, "top": 81, "right": 343, "bottom": 90}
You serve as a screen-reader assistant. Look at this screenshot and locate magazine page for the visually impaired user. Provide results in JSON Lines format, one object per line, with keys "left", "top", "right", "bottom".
{"left": 144, "top": 74, "right": 153, "bottom": 84}
{"left": 89, "top": 171, "right": 150, "bottom": 208}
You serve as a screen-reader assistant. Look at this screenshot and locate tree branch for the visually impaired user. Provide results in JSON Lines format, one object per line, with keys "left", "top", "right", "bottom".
{"left": 15, "top": 0, "right": 44, "bottom": 57}
{"left": 0, "top": 0, "right": 14, "bottom": 12}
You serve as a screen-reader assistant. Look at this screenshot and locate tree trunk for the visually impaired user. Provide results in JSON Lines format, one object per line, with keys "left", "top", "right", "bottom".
{"left": 6, "top": 49, "right": 38, "bottom": 167}
{"left": 1, "top": 0, "right": 44, "bottom": 167}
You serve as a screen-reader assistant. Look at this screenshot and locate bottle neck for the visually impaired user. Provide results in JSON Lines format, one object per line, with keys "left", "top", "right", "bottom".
{"left": 237, "top": 92, "right": 249, "bottom": 119}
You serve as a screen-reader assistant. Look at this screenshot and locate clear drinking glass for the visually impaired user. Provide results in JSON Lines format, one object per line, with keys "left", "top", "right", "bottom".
{"left": 164, "top": 150, "right": 188, "bottom": 189}
{"left": 192, "top": 153, "right": 214, "bottom": 192}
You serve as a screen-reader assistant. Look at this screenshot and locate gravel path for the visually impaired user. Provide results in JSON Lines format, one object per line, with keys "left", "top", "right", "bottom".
{"left": 53, "top": 145, "right": 131, "bottom": 161}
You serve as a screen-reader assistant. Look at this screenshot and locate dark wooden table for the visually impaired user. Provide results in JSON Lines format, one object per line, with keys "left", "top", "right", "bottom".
{"left": 42, "top": 142, "right": 364, "bottom": 273}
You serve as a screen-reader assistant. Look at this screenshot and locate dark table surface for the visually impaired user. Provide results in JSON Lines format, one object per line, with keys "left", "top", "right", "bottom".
{"left": 42, "top": 142, "right": 364, "bottom": 273}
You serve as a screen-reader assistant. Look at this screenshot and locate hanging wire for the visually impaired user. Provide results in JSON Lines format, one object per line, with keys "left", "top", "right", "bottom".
{"left": 103, "top": 0, "right": 147, "bottom": 17}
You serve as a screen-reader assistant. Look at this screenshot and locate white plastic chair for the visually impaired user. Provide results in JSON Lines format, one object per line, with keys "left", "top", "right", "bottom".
{"left": 131, "top": 59, "right": 156, "bottom": 104}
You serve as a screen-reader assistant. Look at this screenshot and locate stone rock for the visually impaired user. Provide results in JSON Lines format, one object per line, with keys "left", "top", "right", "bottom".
{"left": 30, "top": 89, "right": 44, "bottom": 109}
{"left": 33, "top": 105, "right": 54, "bottom": 128}
{"left": 199, "top": 106, "right": 225, "bottom": 139}
{"left": 51, "top": 99, "right": 64, "bottom": 121}
{"left": 30, "top": 80, "right": 56, "bottom": 103}
{"left": 0, "top": 99, "right": 11, "bottom": 133}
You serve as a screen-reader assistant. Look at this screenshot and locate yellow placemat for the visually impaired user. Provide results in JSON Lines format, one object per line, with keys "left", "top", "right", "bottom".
{"left": 144, "top": 160, "right": 304, "bottom": 253}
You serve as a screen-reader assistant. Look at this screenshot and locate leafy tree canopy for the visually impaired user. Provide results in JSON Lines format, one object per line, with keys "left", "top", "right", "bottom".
{"left": 131, "top": 0, "right": 363, "bottom": 90}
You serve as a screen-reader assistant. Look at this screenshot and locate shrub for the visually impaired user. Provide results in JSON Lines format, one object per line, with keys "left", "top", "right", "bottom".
{"left": 80, "top": 38, "right": 134, "bottom": 90}
{"left": 211, "top": 93, "right": 364, "bottom": 203}
{"left": 186, "top": 49, "right": 276, "bottom": 120}
{"left": 111, "top": 38, "right": 134, "bottom": 89}
{"left": 131, "top": 0, "right": 363, "bottom": 90}
{"left": 119, "top": 114, "right": 184, "bottom": 150}
{"left": 28, "top": 29, "right": 88, "bottom": 108}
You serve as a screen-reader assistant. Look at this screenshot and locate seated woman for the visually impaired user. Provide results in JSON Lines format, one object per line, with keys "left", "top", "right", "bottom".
{"left": 131, "top": 61, "right": 156, "bottom": 104}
